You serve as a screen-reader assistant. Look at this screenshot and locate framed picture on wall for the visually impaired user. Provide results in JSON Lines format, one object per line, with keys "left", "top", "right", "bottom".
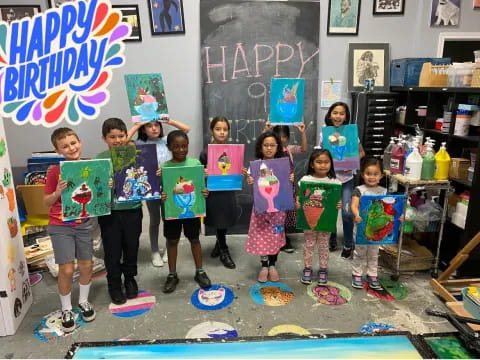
{"left": 48, "top": 0, "right": 76, "bottom": 8}
{"left": 0, "top": 5, "right": 41, "bottom": 23}
{"left": 327, "top": 0, "right": 361, "bottom": 35}
{"left": 147, "top": 0, "right": 185, "bottom": 35}
{"left": 348, "top": 43, "right": 390, "bottom": 92}
{"left": 112, "top": 5, "right": 142, "bottom": 42}
{"left": 373, "top": 0, "right": 405, "bottom": 15}
{"left": 430, "top": 0, "right": 460, "bottom": 26}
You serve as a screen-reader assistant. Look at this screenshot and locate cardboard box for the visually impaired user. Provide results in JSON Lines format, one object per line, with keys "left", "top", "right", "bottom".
{"left": 449, "top": 158, "right": 470, "bottom": 180}
{"left": 16, "top": 184, "right": 50, "bottom": 215}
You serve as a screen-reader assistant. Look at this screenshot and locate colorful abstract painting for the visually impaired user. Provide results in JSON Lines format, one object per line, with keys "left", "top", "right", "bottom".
{"left": 60, "top": 159, "right": 112, "bottom": 221}
{"left": 207, "top": 144, "right": 244, "bottom": 191}
{"left": 296, "top": 181, "right": 341, "bottom": 232}
{"left": 124, "top": 73, "right": 169, "bottom": 123}
{"left": 356, "top": 194, "right": 406, "bottom": 245}
{"left": 424, "top": 335, "right": 474, "bottom": 359}
{"left": 250, "top": 158, "right": 294, "bottom": 214}
{"left": 111, "top": 144, "right": 161, "bottom": 203}
{"left": 322, "top": 124, "right": 360, "bottom": 171}
{"left": 269, "top": 78, "right": 305, "bottom": 125}
{"left": 162, "top": 165, "right": 206, "bottom": 219}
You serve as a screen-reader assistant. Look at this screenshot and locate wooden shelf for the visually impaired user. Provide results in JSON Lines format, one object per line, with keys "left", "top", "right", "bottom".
{"left": 391, "top": 86, "right": 480, "bottom": 94}
{"left": 450, "top": 177, "right": 472, "bottom": 188}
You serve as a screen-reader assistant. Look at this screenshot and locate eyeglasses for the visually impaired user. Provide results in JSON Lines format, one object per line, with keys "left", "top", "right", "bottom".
{"left": 263, "top": 144, "right": 278, "bottom": 148}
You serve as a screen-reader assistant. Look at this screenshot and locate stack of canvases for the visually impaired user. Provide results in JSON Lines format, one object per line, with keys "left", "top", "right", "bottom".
{"left": 24, "top": 235, "right": 54, "bottom": 271}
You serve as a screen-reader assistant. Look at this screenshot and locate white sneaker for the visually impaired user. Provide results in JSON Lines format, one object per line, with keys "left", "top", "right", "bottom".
{"left": 162, "top": 250, "right": 168, "bottom": 263}
{"left": 151, "top": 252, "right": 164, "bottom": 267}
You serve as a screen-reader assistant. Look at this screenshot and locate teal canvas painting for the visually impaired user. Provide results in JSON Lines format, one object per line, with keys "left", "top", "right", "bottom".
{"left": 269, "top": 78, "right": 305, "bottom": 125}
{"left": 60, "top": 159, "right": 112, "bottom": 221}
{"left": 322, "top": 124, "right": 360, "bottom": 171}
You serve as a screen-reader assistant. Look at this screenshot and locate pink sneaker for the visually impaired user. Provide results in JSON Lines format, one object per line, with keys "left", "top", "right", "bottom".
{"left": 268, "top": 266, "right": 279, "bottom": 282}
{"left": 257, "top": 267, "right": 268, "bottom": 283}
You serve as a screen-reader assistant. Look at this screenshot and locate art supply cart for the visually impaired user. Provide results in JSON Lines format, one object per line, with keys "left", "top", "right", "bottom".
{"left": 385, "top": 171, "right": 451, "bottom": 280}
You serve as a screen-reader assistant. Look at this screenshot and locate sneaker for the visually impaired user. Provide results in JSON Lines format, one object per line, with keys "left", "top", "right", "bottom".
{"left": 257, "top": 267, "right": 268, "bottom": 283}
{"left": 268, "top": 266, "right": 279, "bottom": 282}
{"left": 300, "top": 268, "right": 313, "bottom": 284}
{"left": 124, "top": 278, "right": 138, "bottom": 299}
{"left": 329, "top": 244, "right": 338, "bottom": 252}
{"left": 78, "top": 302, "right": 96, "bottom": 322}
{"left": 194, "top": 270, "right": 211, "bottom": 288}
{"left": 366, "top": 275, "right": 382, "bottom": 290}
{"left": 151, "top": 252, "right": 164, "bottom": 267}
{"left": 352, "top": 275, "right": 363, "bottom": 289}
{"left": 163, "top": 273, "right": 179, "bottom": 293}
{"left": 61, "top": 309, "right": 75, "bottom": 333}
{"left": 318, "top": 269, "right": 328, "bottom": 285}
{"left": 341, "top": 247, "right": 353, "bottom": 259}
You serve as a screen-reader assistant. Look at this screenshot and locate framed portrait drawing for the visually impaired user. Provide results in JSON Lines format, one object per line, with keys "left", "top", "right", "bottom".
{"left": 373, "top": 0, "right": 405, "bottom": 15}
{"left": 147, "top": 0, "right": 185, "bottom": 35}
{"left": 112, "top": 5, "right": 142, "bottom": 42}
{"left": 348, "top": 43, "right": 390, "bottom": 92}
{"left": 327, "top": 0, "right": 361, "bottom": 35}
{"left": 0, "top": 5, "right": 41, "bottom": 23}
{"left": 48, "top": 0, "right": 76, "bottom": 8}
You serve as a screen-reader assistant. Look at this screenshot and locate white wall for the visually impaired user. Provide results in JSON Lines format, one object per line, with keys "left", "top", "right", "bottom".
{"left": 2, "top": 0, "right": 480, "bottom": 167}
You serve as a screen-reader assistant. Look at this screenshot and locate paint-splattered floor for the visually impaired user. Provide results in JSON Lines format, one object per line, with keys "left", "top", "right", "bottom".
{"left": 0, "top": 212, "right": 454, "bottom": 358}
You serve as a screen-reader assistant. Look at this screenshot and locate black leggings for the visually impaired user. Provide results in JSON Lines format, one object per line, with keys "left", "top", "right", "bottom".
{"left": 216, "top": 229, "right": 227, "bottom": 249}
{"left": 260, "top": 254, "right": 278, "bottom": 267}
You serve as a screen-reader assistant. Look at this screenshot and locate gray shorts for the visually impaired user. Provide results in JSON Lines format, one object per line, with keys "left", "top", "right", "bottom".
{"left": 48, "top": 219, "right": 94, "bottom": 264}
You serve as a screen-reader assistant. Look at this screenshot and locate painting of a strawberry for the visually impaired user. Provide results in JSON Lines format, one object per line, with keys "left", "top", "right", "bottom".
{"left": 7, "top": 217, "right": 18, "bottom": 238}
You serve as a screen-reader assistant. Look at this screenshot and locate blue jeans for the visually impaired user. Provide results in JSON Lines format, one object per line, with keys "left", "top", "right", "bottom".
{"left": 329, "top": 179, "right": 354, "bottom": 249}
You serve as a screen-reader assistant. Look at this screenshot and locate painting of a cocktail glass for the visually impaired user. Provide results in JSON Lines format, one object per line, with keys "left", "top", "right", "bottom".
{"left": 250, "top": 158, "right": 294, "bottom": 214}
{"left": 322, "top": 124, "right": 360, "bottom": 171}
{"left": 60, "top": 159, "right": 112, "bottom": 221}
{"left": 207, "top": 144, "right": 244, "bottom": 191}
{"left": 162, "top": 165, "right": 206, "bottom": 220}
{"left": 269, "top": 78, "right": 305, "bottom": 125}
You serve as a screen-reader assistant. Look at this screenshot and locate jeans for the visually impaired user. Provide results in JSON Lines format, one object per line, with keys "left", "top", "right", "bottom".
{"left": 329, "top": 179, "right": 354, "bottom": 249}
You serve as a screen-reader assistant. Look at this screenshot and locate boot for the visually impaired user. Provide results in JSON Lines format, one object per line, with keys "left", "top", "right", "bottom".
{"left": 219, "top": 249, "right": 236, "bottom": 269}
{"left": 210, "top": 241, "right": 220, "bottom": 258}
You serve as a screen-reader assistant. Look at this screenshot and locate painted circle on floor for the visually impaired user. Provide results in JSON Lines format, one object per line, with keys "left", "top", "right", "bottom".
{"left": 359, "top": 322, "right": 397, "bottom": 334}
{"left": 190, "top": 284, "right": 234, "bottom": 311}
{"left": 109, "top": 290, "right": 156, "bottom": 318}
{"left": 185, "top": 321, "right": 238, "bottom": 339}
{"left": 268, "top": 324, "right": 311, "bottom": 336}
{"left": 249, "top": 281, "right": 294, "bottom": 306}
{"left": 306, "top": 281, "right": 351, "bottom": 305}
{"left": 29, "top": 272, "right": 43, "bottom": 286}
{"left": 379, "top": 276, "right": 408, "bottom": 300}
{"left": 33, "top": 309, "right": 86, "bottom": 342}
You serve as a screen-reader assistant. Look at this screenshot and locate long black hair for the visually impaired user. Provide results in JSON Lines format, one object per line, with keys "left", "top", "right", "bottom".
{"left": 254, "top": 131, "right": 283, "bottom": 160}
{"left": 272, "top": 125, "right": 290, "bottom": 141}
{"left": 324, "top": 101, "right": 351, "bottom": 126}
{"left": 306, "top": 148, "right": 336, "bottom": 179}
{"left": 210, "top": 116, "right": 230, "bottom": 131}
{"left": 137, "top": 121, "right": 164, "bottom": 141}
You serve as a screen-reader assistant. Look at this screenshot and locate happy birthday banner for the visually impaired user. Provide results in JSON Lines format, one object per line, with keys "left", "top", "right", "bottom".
{"left": 0, "top": 0, "right": 130, "bottom": 127}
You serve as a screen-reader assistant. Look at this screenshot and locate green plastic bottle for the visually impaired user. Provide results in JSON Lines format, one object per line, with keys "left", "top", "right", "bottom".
{"left": 421, "top": 142, "right": 435, "bottom": 180}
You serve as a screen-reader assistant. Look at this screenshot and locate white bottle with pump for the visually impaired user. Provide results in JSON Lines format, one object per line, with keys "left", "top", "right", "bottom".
{"left": 404, "top": 141, "right": 423, "bottom": 180}
{"left": 383, "top": 137, "right": 395, "bottom": 171}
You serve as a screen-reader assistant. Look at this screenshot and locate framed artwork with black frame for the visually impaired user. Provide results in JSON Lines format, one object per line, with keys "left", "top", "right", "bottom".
{"left": 0, "top": 5, "right": 41, "bottom": 23}
{"left": 348, "top": 43, "right": 390, "bottom": 92}
{"left": 48, "top": 0, "right": 76, "bottom": 8}
{"left": 327, "top": 0, "right": 361, "bottom": 35}
{"left": 147, "top": 0, "right": 185, "bottom": 35}
{"left": 373, "top": 0, "right": 405, "bottom": 15}
{"left": 112, "top": 5, "right": 142, "bottom": 42}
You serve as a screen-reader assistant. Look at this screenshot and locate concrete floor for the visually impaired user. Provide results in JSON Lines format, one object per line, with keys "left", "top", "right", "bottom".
{"left": 0, "top": 211, "right": 454, "bottom": 358}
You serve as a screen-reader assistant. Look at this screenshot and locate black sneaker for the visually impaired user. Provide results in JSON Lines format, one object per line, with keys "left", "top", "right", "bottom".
{"left": 194, "top": 270, "right": 212, "bottom": 288}
{"left": 219, "top": 249, "right": 236, "bottom": 269}
{"left": 341, "top": 247, "right": 353, "bottom": 259}
{"left": 329, "top": 244, "right": 338, "bottom": 252}
{"left": 124, "top": 278, "right": 138, "bottom": 299}
{"left": 210, "top": 242, "right": 220, "bottom": 258}
{"left": 78, "top": 302, "right": 96, "bottom": 322}
{"left": 163, "top": 274, "right": 179, "bottom": 293}
{"left": 109, "top": 287, "right": 127, "bottom": 305}
{"left": 61, "top": 309, "right": 75, "bottom": 333}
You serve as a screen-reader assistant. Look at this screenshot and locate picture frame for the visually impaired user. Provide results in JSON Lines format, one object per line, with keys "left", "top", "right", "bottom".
{"left": 327, "top": 0, "right": 361, "bottom": 36}
{"left": 112, "top": 5, "right": 142, "bottom": 42}
{"left": 0, "top": 5, "right": 41, "bottom": 23}
{"left": 348, "top": 43, "right": 390, "bottom": 92}
{"left": 147, "top": 0, "right": 185, "bottom": 35}
{"left": 430, "top": 0, "right": 460, "bottom": 27}
{"left": 47, "top": 0, "right": 76, "bottom": 8}
{"left": 373, "top": 0, "right": 405, "bottom": 15}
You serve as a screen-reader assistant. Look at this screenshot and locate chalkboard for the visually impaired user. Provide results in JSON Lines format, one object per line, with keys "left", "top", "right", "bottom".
{"left": 442, "top": 40, "right": 480, "bottom": 63}
{"left": 200, "top": 0, "right": 320, "bottom": 233}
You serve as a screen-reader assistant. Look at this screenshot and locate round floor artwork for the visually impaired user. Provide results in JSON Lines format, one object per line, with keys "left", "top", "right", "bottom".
{"left": 190, "top": 284, "right": 234, "bottom": 311}
{"left": 359, "top": 322, "right": 397, "bottom": 334}
{"left": 185, "top": 321, "right": 238, "bottom": 339}
{"left": 268, "top": 324, "right": 311, "bottom": 337}
{"left": 379, "top": 276, "right": 408, "bottom": 300}
{"left": 33, "top": 309, "right": 86, "bottom": 342}
{"left": 249, "top": 282, "right": 294, "bottom": 307}
{"left": 29, "top": 272, "right": 43, "bottom": 286}
{"left": 306, "top": 281, "right": 352, "bottom": 305}
{"left": 109, "top": 290, "right": 156, "bottom": 318}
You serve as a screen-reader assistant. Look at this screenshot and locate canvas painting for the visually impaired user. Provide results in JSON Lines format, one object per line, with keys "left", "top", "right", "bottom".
{"left": 111, "top": 144, "right": 161, "bottom": 202}
{"left": 430, "top": 0, "right": 460, "bottom": 26}
{"left": 296, "top": 181, "right": 342, "bottom": 233}
{"left": 356, "top": 194, "right": 406, "bottom": 245}
{"left": 60, "top": 159, "right": 112, "bottom": 221}
{"left": 162, "top": 165, "right": 206, "bottom": 219}
{"left": 207, "top": 144, "right": 244, "bottom": 191}
{"left": 322, "top": 124, "right": 360, "bottom": 171}
{"left": 269, "top": 78, "right": 305, "bottom": 125}
{"left": 250, "top": 158, "right": 294, "bottom": 214}
{"left": 124, "top": 73, "right": 169, "bottom": 123}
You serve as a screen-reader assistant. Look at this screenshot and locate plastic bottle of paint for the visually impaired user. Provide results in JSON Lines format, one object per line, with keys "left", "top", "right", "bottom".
{"left": 390, "top": 139, "right": 405, "bottom": 175}
{"left": 434, "top": 142, "right": 451, "bottom": 180}
{"left": 421, "top": 142, "right": 436, "bottom": 180}
{"left": 405, "top": 142, "right": 423, "bottom": 181}
{"left": 383, "top": 137, "right": 395, "bottom": 171}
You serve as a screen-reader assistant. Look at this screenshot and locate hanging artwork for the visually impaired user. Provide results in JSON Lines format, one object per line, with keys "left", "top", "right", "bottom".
{"left": 296, "top": 181, "right": 341, "bottom": 233}
{"left": 430, "top": 0, "right": 461, "bottom": 26}
{"left": 320, "top": 80, "right": 342, "bottom": 108}
{"left": 124, "top": 73, "right": 169, "bottom": 123}
{"left": 60, "top": 159, "right": 112, "bottom": 221}
{"left": 162, "top": 165, "right": 206, "bottom": 219}
{"left": 269, "top": 78, "right": 305, "bottom": 125}
{"left": 322, "top": 124, "right": 360, "bottom": 171}
{"left": 250, "top": 158, "right": 294, "bottom": 214}
{"left": 207, "top": 144, "right": 244, "bottom": 191}
{"left": 111, "top": 144, "right": 161, "bottom": 203}
{"left": 147, "top": 0, "right": 185, "bottom": 35}
{"left": 356, "top": 194, "right": 406, "bottom": 245}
